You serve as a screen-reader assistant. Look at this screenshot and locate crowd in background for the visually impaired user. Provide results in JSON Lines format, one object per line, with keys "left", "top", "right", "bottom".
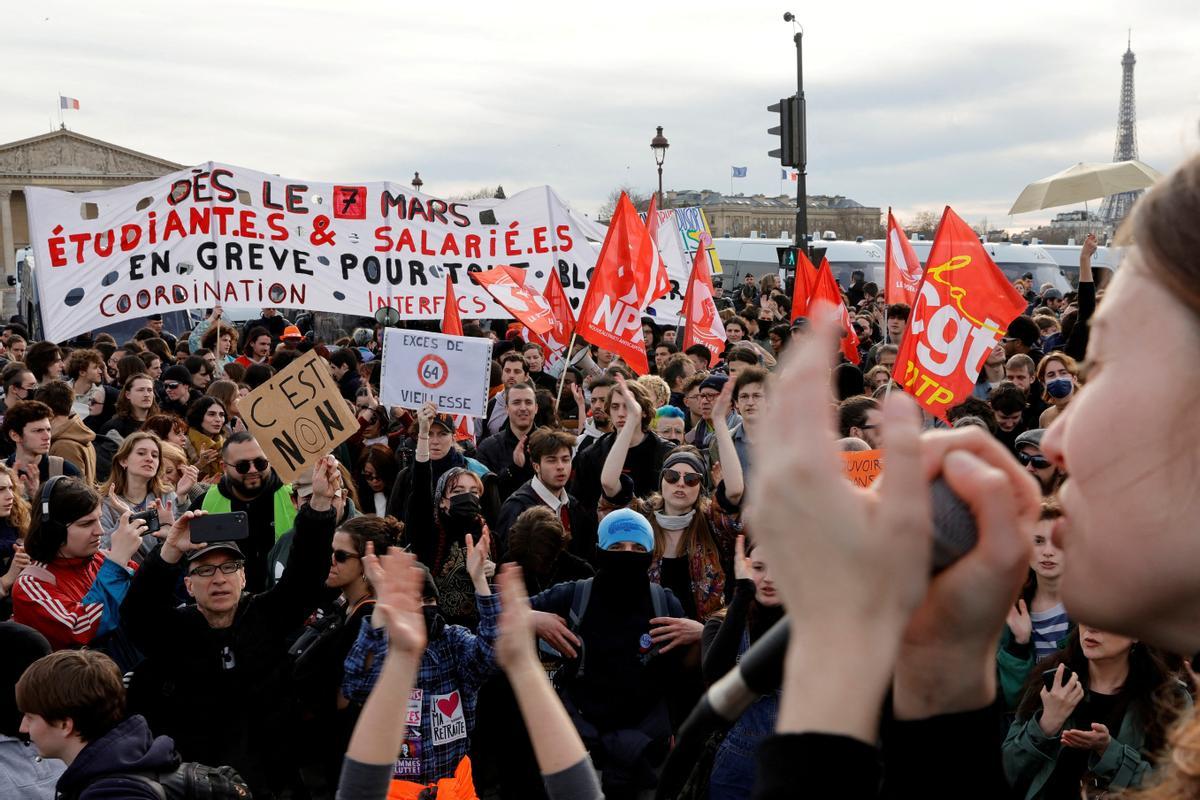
{"left": 2, "top": 151, "right": 1200, "bottom": 800}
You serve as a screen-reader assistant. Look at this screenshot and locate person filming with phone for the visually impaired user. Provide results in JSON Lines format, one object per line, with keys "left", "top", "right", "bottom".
{"left": 1002, "top": 626, "right": 1189, "bottom": 798}
{"left": 199, "top": 430, "right": 296, "bottom": 592}
{"left": 119, "top": 454, "right": 341, "bottom": 799}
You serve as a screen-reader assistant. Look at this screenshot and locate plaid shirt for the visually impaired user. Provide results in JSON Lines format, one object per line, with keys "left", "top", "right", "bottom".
{"left": 342, "top": 592, "right": 500, "bottom": 785}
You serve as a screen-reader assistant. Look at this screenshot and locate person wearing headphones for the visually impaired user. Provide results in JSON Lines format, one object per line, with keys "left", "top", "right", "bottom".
{"left": 10, "top": 477, "right": 145, "bottom": 652}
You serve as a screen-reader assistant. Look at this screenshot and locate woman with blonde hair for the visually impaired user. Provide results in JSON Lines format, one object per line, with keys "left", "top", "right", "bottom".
{"left": 0, "top": 462, "right": 32, "bottom": 613}
{"left": 99, "top": 431, "right": 192, "bottom": 559}
{"left": 636, "top": 374, "right": 672, "bottom": 410}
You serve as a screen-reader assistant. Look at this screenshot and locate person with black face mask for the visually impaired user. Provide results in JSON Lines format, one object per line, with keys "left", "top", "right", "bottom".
{"left": 526, "top": 508, "right": 687, "bottom": 800}
{"left": 341, "top": 529, "right": 498, "bottom": 792}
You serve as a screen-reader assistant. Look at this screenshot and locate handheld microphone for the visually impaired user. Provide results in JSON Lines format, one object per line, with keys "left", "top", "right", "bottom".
{"left": 655, "top": 477, "right": 976, "bottom": 799}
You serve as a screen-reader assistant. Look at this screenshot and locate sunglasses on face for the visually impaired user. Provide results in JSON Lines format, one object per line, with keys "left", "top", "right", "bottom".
{"left": 1016, "top": 452, "right": 1051, "bottom": 470}
{"left": 163, "top": 381, "right": 182, "bottom": 391}
{"left": 332, "top": 549, "right": 361, "bottom": 563}
{"left": 189, "top": 560, "right": 244, "bottom": 578}
{"left": 663, "top": 469, "right": 703, "bottom": 487}
{"left": 363, "top": 471, "right": 381, "bottom": 482}
{"left": 226, "top": 457, "right": 269, "bottom": 474}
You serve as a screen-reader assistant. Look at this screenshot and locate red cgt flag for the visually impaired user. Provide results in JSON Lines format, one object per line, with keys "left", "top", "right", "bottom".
{"left": 885, "top": 209, "right": 924, "bottom": 306}
{"left": 790, "top": 248, "right": 819, "bottom": 321}
{"left": 682, "top": 243, "right": 726, "bottom": 367}
{"left": 470, "top": 265, "right": 556, "bottom": 336}
{"left": 891, "top": 207, "right": 1026, "bottom": 420}
{"left": 575, "top": 192, "right": 662, "bottom": 374}
{"left": 807, "top": 257, "right": 860, "bottom": 364}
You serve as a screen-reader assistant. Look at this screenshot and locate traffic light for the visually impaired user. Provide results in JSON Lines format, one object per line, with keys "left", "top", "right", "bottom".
{"left": 768, "top": 96, "right": 804, "bottom": 168}
{"left": 776, "top": 245, "right": 797, "bottom": 269}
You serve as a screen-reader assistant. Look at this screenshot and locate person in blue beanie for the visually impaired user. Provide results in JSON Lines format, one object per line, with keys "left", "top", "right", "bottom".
{"left": 527, "top": 507, "right": 687, "bottom": 799}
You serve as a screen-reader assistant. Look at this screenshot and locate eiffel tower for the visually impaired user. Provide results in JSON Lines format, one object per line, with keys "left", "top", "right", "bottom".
{"left": 1098, "top": 32, "right": 1141, "bottom": 225}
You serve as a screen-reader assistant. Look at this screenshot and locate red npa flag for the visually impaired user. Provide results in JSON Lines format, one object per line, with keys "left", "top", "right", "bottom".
{"left": 439, "top": 276, "right": 475, "bottom": 442}
{"left": 892, "top": 207, "right": 1026, "bottom": 420}
{"left": 470, "top": 265, "right": 556, "bottom": 336}
{"left": 682, "top": 243, "right": 726, "bottom": 367}
{"left": 790, "top": 248, "right": 818, "bottom": 321}
{"left": 807, "top": 257, "right": 860, "bottom": 364}
{"left": 575, "top": 192, "right": 662, "bottom": 375}
{"left": 885, "top": 208, "right": 923, "bottom": 306}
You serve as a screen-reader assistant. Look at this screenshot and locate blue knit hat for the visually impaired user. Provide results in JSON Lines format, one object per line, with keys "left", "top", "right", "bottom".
{"left": 598, "top": 508, "right": 655, "bottom": 553}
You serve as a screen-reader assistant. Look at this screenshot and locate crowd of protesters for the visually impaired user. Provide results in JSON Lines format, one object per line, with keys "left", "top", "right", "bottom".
{"left": 5, "top": 155, "right": 1200, "bottom": 800}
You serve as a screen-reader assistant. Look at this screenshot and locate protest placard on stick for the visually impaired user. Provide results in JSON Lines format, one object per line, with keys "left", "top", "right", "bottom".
{"left": 379, "top": 329, "right": 493, "bottom": 417}
{"left": 240, "top": 351, "right": 358, "bottom": 483}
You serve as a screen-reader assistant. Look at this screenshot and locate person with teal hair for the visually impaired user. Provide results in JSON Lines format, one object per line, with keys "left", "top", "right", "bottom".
{"left": 651, "top": 405, "right": 686, "bottom": 446}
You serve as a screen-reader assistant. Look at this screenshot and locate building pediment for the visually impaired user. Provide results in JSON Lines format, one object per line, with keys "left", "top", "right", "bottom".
{"left": 0, "top": 129, "right": 184, "bottom": 180}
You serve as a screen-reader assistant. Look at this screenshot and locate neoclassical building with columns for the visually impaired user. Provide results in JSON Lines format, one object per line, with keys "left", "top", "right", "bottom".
{"left": 0, "top": 128, "right": 183, "bottom": 318}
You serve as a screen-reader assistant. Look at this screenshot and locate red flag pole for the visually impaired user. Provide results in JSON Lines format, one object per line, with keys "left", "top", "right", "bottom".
{"left": 555, "top": 332, "right": 579, "bottom": 410}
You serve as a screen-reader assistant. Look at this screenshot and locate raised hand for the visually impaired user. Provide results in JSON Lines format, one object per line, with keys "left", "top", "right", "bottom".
{"left": 160, "top": 510, "right": 207, "bottom": 564}
{"left": 733, "top": 534, "right": 752, "bottom": 581}
{"left": 417, "top": 402, "right": 436, "bottom": 435}
{"left": 496, "top": 564, "right": 539, "bottom": 672}
{"left": 364, "top": 542, "right": 427, "bottom": 657}
{"left": 176, "top": 464, "right": 200, "bottom": 498}
{"left": 613, "top": 375, "right": 641, "bottom": 430}
{"left": 1, "top": 542, "right": 30, "bottom": 594}
{"left": 711, "top": 378, "right": 734, "bottom": 427}
{"left": 1038, "top": 664, "right": 1085, "bottom": 737}
{"left": 109, "top": 510, "right": 148, "bottom": 565}
{"left": 464, "top": 531, "right": 492, "bottom": 595}
{"left": 1006, "top": 598, "right": 1032, "bottom": 645}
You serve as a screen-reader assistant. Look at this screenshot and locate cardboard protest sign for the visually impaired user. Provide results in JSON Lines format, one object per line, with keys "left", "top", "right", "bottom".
{"left": 23, "top": 164, "right": 606, "bottom": 342}
{"left": 379, "top": 329, "right": 492, "bottom": 417}
{"left": 841, "top": 449, "right": 882, "bottom": 488}
{"left": 240, "top": 351, "right": 358, "bottom": 483}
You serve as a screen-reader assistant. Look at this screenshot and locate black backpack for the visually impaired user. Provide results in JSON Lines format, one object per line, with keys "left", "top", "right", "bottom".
{"left": 93, "top": 763, "right": 252, "bottom": 800}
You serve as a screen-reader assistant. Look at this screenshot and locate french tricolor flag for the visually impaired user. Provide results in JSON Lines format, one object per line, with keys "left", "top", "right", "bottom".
{"left": 59, "top": 96, "right": 80, "bottom": 110}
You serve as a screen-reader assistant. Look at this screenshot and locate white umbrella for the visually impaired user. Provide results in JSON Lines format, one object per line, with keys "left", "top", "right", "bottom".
{"left": 1008, "top": 160, "right": 1162, "bottom": 215}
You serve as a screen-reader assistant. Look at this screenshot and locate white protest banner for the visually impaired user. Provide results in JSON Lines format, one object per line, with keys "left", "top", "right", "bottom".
{"left": 24, "top": 163, "right": 606, "bottom": 342}
{"left": 379, "top": 329, "right": 492, "bottom": 417}
{"left": 240, "top": 350, "right": 358, "bottom": 483}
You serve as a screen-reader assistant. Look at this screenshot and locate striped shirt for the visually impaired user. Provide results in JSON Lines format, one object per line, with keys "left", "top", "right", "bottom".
{"left": 1029, "top": 602, "right": 1070, "bottom": 662}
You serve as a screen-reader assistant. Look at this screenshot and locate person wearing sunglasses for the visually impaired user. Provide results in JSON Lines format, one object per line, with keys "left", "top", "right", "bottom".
{"left": 197, "top": 431, "right": 297, "bottom": 593}
{"left": 290, "top": 514, "right": 403, "bottom": 795}
{"left": 600, "top": 375, "right": 744, "bottom": 649}
{"left": 157, "top": 364, "right": 197, "bottom": 419}
{"left": 121, "top": 457, "right": 341, "bottom": 798}
{"left": 1015, "top": 429, "right": 1063, "bottom": 497}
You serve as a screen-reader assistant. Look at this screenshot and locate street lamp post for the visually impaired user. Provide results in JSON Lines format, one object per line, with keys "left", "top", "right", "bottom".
{"left": 650, "top": 126, "right": 670, "bottom": 207}
{"left": 411, "top": 172, "right": 423, "bottom": 193}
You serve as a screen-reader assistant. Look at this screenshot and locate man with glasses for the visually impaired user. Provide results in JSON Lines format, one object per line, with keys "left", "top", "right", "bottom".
{"left": 713, "top": 365, "right": 767, "bottom": 478}
{"left": 684, "top": 374, "right": 740, "bottom": 450}
{"left": 838, "top": 396, "right": 883, "bottom": 450}
{"left": 199, "top": 431, "right": 296, "bottom": 592}
{"left": 121, "top": 456, "right": 340, "bottom": 797}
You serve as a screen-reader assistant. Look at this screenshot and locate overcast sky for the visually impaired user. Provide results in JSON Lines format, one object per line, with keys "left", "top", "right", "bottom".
{"left": 4, "top": 0, "right": 1198, "bottom": 231}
